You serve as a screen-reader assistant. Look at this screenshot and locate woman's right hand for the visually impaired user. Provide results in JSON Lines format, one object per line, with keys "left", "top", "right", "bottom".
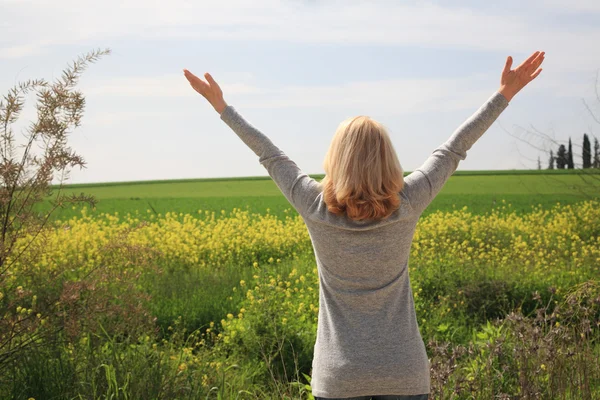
{"left": 183, "top": 69, "right": 228, "bottom": 114}
{"left": 498, "top": 51, "right": 545, "bottom": 102}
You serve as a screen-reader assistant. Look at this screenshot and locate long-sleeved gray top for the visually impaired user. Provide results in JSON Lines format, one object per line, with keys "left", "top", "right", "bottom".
{"left": 219, "top": 91, "right": 509, "bottom": 398}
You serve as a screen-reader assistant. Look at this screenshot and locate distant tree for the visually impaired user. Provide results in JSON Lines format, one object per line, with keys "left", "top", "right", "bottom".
{"left": 509, "top": 72, "right": 600, "bottom": 196}
{"left": 556, "top": 145, "right": 567, "bottom": 169}
{"left": 582, "top": 133, "right": 592, "bottom": 168}
{"left": 537, "top": 156, "right": 541, "bottom": 170}
{"left": 567, "top": 137, "right": 574, "bottom": 169}
{"left": 594, "top": 138, "right": 600, "bottom": 168}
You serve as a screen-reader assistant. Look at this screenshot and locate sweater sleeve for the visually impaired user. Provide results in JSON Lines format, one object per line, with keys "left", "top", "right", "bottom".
{"left": 219, "top": 105, "right": 322, "bottom": 217}
{"left": 403, "top": 91, "right": 510, "bottom": 212}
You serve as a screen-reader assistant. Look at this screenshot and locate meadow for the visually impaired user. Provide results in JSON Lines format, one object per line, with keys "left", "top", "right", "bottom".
{"left": 38, "top": 169, "right": 600, "bottom": 220}
{"left": 3, "top": 170, "right": 600, "bottom": 399}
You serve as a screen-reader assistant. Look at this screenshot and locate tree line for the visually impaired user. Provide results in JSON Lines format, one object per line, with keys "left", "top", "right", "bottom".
{"left": 540, "top": 134, "right": 600, "bottom": 169}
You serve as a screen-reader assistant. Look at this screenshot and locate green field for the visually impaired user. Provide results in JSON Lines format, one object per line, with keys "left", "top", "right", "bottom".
{"left": 40, "top": 169, "right": 600, "bottom": 221}
{"left": 5, "top": 169, "right": 600, "bottom": 399}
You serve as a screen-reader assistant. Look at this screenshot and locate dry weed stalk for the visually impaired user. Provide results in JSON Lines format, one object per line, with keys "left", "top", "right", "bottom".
{"left": 0, "top": 48, "right": 111, "bottom": 373}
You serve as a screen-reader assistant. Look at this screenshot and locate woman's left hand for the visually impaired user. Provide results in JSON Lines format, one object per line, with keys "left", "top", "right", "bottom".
{"left": 183, "top": 69, "right": 228, "bottom": 114}
{"left": 498, "top": 51, "right": 545, "bottom": 102}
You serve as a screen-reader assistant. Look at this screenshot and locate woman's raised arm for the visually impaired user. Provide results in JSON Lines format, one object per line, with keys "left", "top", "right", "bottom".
{"left": 403, "top": 51, "right": 545, "bottom": 213}
{"left": 183, "top": 69, "right": 321, "bottom": 217}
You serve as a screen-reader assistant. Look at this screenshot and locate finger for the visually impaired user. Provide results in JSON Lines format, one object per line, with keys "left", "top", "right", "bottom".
{"left": 530, "top": 67, "right": 543, "bottom": 80}
{"left": 184, "top": 69, "right": 202, "bottom": 81}
{"left": 525, "top": 52, "right": 545, "bottom": 75}
{"left": 523, "top": 51, "right": 540, "bottom": 65}
{"left": 183, "top": 69, "right": 199, "bottom": 84}
{"left": 183, "top": 73, "right": 196, "bottom": 84}
{"left": 204, "top": 72, "right": 220, "bottom": 89}
{"left": 184, "top": 69, "right": 205, "bottom": 84}
{"left": 518, "top": 51, "right": 541, "bottom": 69}
{"left": 183, "top": 70, "right": 209, "bottom": 94}
{"left": 183, "top": 69, "right": 199, "bottom": 80}
{"left": 503, "top": 56, "right": 513, "bottom": 75}
{"left": 533, "top": 52, "right": 545, "bottom": 68}
{"left": 529, "top": 51, "right": 545, "bottom": 68}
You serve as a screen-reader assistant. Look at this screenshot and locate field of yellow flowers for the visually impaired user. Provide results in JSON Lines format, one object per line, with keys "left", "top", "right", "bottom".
{"left": 2, "top": 200, "right": 599, "bottom": 399}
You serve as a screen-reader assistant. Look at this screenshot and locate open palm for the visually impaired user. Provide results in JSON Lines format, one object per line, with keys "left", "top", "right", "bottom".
{"left": 499, "top": 51, "right": 545, "bottom": 101}
{"left": 183, "top": 69, "right": 227, "bottom": 114}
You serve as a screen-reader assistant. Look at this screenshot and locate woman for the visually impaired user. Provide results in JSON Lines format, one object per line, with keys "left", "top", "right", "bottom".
{"left": 183, "top": 51, "right": 545, "bottom": 400}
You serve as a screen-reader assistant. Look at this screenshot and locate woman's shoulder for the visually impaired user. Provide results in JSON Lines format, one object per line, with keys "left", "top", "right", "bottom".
{"left": 304, "top": 191, "right": 418, "bottom": 232}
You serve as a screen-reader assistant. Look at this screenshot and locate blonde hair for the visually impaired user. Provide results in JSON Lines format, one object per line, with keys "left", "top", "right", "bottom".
{"left": 320, "top": 116, "right": 404, "bottom": 221}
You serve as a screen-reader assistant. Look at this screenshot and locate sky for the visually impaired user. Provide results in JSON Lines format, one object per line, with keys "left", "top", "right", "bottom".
{"left": 2, "top": 0, "right": 600, "bottom": 185}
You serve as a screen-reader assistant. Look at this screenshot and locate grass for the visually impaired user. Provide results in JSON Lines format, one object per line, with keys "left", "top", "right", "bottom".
{"left": 140, "top": 261, "right": 266, "bottom": 337}
{"left": 35, "top": 170, "right": 600, "bottom": 221}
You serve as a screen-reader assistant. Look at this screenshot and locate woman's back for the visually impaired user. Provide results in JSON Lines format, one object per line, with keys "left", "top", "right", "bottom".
{"left": 304, "top": 190, "right": 430, "bottom": 398}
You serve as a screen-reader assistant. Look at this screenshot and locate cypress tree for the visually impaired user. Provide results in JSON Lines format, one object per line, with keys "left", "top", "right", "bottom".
{"left": 548, "top": 150, "right": 555, "bottom": 169}
{"left": 567, "top": 137, "right": 574, "bottom": 169}
{"left": 594, "top": 138, "right": 600, "bottom": 168}
{"left": 557, "top": 145, "right": 567, "bottom": 169}
{"left": 582, "top": 133, "right": 592, "bottom": 168}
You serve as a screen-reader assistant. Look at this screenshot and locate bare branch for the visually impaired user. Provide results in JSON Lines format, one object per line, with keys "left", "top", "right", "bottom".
{"left": 499, "top": 73, "right": 600, "bottom": 196}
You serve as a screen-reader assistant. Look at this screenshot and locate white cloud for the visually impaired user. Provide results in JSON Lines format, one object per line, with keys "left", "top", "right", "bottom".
{"left": 83, "top": 110, "right": 184, "bottom": 127}
{"left": 78, "top": 71, "right": 502, "bottom": 117}
{"left": 235, "top": 77, "right": 496, "bottom": 115}
{"left": 81, "top": 74, "right": 263, "bottom": 97}
{"left": 1, "top": 0, "right": 598, "bottom": 81}
{"left": 0, "top": 44, "right": 44, "bottom": 59}
{"left": 537, "top": 0, "right": 600, "bottom": 13}
{"left": 0, "top": 0, "right": 591, "bottom": 53}
{"left": 78, "top": 62, "right": 600, "bottom": 121}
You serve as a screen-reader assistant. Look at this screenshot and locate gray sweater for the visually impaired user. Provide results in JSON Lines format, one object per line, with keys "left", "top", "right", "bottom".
{"left": 220, "top": 91, "right": 509, "bottom": 398}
